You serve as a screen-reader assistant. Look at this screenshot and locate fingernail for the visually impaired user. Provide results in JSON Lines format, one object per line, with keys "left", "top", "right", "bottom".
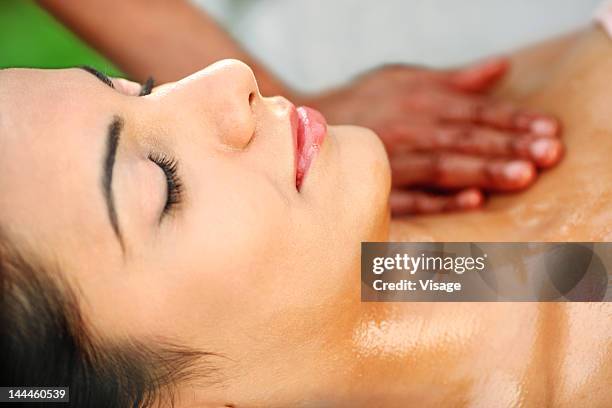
{"left": 530, "top": 118, "right": 558, "bottom": 136}
{"left": 457, "top": 189, "right": 482, "bottom": 208}
{"left": 529, "top": 138, "right": 563, "bottom": 167}
{"left": 503, "top": 161, "right": 535, "bottom": 186}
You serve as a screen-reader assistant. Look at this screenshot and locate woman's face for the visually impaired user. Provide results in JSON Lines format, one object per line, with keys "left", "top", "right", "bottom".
{"left": 0, "top": 60, "right": 389, "bottom": 396}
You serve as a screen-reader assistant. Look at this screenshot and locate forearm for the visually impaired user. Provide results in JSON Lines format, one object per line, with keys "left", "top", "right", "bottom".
{"left": 37, "top": 0, "right": 291, "bottom": 96}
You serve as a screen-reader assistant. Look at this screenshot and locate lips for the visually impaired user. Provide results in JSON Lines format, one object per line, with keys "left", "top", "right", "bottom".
{"left": 294, "top": 106, "right": 327, "bottom": 190}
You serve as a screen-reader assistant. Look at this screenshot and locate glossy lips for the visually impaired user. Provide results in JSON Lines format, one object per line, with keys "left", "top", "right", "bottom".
{"left": 295, "top": 106, "right": 327, "bottom": 190}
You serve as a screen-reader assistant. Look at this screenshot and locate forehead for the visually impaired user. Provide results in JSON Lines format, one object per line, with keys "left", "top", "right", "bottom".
{"left": 0, "top": 68, "right": 118, "bottom": 267}
{"left": 0, "top": 67, "right": 104, "bottom": 118}
{"left": 0, "top": 68, "right": 109, "bottom": 157}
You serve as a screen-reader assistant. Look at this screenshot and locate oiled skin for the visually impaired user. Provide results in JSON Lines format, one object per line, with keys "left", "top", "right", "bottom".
{"left": 391, "top": 28, "right": 612, "bottom": 242}
{"left": 366, "top": 27, "right": 612, "bottom": 407}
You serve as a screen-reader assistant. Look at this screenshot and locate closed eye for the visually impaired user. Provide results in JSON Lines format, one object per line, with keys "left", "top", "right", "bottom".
{"left": 148, "top": 152, "right": 183, "bottom": 220}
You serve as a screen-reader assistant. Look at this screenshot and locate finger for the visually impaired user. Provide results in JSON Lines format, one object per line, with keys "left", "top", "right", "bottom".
{"left": 438, "top": 95, "right": 561, "bottom": 137}
{"left": 443, "top": 57, "right": 510, "bottom": 93}
{"left": 390, "top": 188, "right": 484, "bottom": 216}
{"left": 387, "top": 125, "right": 563, "bottom": 168}
{"left": 390, "top": 153, "right": 536, "bottom": 191}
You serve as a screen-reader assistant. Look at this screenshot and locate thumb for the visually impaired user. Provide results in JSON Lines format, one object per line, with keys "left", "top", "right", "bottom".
{"left": 446, "top": 57, "right": 510, "bottom": 92}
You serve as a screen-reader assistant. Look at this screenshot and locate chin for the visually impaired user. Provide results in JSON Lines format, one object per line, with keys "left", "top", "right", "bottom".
{"left": 329, "top": 125, "right": 391, "bottom": 242}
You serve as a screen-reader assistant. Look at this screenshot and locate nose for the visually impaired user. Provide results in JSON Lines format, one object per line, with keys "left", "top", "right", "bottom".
{"left": 161, "top": 59, "right": 260, "bottom": 149}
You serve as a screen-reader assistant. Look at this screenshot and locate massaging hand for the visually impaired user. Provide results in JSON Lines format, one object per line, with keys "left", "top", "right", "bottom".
{"left": 301, "top": 58, "right": 563, "bottom": 216}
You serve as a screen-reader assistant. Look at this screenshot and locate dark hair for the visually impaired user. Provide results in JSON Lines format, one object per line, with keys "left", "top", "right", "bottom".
{"left": 0, "top": 230, "right": 219, "bottom": 407}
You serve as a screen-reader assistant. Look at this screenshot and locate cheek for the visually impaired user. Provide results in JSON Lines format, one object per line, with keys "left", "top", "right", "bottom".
{"left": 100, "top": 172, "right": 295, "bottom": 340}
{"left": 158, "top": 169, "right": 292, "bottom": 303}
{"left": 189, "top": 167, "right": 290, "bottom": 258}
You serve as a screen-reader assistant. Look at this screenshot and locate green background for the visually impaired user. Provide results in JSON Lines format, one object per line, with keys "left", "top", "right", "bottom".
{"left": 0, "top": 0, "right": 121, "bottom": 75}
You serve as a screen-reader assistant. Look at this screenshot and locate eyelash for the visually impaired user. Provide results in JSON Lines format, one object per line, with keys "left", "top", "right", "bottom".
{"left": 148, "top": 152, "right": 183, "bottom": 216}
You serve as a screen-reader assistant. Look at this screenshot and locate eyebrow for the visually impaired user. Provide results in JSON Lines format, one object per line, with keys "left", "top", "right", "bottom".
{"left": 103, "top": 117, "right": 125, "bottom": 252}
{"left": 79, "top": 67, "right": 126, "bottom": 251}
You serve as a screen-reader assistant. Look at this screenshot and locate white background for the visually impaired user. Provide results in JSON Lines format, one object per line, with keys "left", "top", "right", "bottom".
{"left": 192, "top": 0, "right": 602, "bottom": 92}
